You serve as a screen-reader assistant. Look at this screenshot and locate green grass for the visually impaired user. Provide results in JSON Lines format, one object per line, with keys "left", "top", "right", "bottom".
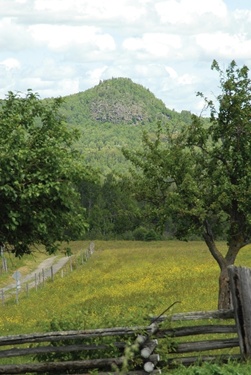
{"left": 1, "top": 240, "right": 251, "bottom": 373}
{"left": 168, "top": 361, "right": 251, "bottom": 374}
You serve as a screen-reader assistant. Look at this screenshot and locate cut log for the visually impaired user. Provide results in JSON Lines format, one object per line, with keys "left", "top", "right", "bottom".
{"left": 143, "top": 355, "right": 160, "bottom": 373}
{"left": 141, "top": 340, "right": 158, "bottom": 358}
{"left": 136, "top": 335, "right": 147, "bottom": 345}
{"left": 144, "top": 361, "right": 155, "bottom": 373}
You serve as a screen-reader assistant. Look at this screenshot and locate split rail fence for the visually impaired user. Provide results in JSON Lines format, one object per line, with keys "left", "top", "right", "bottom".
{"left": 0, "top": 265, "right": 250, "bottom": 374}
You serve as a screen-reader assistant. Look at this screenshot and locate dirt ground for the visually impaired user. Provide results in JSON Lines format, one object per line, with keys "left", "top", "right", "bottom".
{"left": 2, "top": 255, "right": 70, "bottom": 293}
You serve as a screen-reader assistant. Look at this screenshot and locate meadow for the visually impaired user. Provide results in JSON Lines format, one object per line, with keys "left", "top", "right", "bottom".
{"left": 1, "top": 240, "right": 251, "bottom": 374}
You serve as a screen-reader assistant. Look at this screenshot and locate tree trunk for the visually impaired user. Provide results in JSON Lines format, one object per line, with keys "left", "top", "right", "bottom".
{"left": 203, "top": 224, "right": 244, "bottom": 310}
{"left": 218, "top": 265, "right": 232, "bottom": 310}
{"left": 203, "top": 231, "right": 231, "bottom": 310}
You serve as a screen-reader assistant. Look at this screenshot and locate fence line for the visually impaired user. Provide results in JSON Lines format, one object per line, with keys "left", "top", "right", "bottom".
{"left": 0, "top": 308, "right": 241, "bottom": 374}
{"left": 0, "top": 242, "right": 95, "bottom": 305}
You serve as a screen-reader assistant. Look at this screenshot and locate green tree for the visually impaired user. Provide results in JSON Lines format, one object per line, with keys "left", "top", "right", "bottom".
{"left": 124, "top": 60, "right": 251, "bottom": 309}
{"left": 80, "top": 174, "right": 141, "bottom": 238}
{"left": 0, "top": 90, "right": 88, "bottom": 256}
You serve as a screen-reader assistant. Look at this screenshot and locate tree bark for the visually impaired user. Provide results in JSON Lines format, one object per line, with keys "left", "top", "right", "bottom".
{"left": 203, "top": 231, "right": 229, "bottom": 309}
{"left": 218, "top": 266, "right": 232, "bottom": 310}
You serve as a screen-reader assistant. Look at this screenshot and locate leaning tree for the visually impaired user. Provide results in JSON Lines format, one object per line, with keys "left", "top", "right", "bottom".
{"left": 0, "top": 90, "right": 88, "bottom": 257}
{"left": 124, "top": 60, "right": 251, "bottom": 309}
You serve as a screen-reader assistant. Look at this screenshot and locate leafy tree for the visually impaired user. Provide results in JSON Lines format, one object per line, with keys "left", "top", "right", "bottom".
{"left": 80, "top": 174, "right": 141, "bottom": 238}
{"left": 0, "top": 90, "right": 88, "bottom": 256}
{"left": 124, "top": 60, "right": 251, "bottom": 309}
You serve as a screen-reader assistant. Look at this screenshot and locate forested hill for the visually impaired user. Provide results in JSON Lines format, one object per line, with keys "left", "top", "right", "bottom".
{"left": 60, "top": 77, "right": 174, "bottom": 126}
{"left": 60, "top": 78, "right": 192, "bottom": 176}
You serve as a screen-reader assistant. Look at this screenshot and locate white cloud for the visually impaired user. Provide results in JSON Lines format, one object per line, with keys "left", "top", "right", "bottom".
{"left": 34, "top": 0, "right": 72, "bottom": 11}
{"left": 155, "top": 0, "right": 228, "bottom": 24}
{"left": 29, "top": 24, "right": 116, "bottom": 52}
{"left": 34, "top": 0, "right": 147, "bottom": 23}
{"left": 165, "top": 66, "right": 178, "bottom": 79}
{"left": 196, "top": 32, "right": 251, "bottom": 59}
{"left": 19, "top": 76, "right": 80, "bottom": 98}
{"left": 123, "top": 33, "right": 182, "bottom": 59}
{"left": 86, "top": 66, "right": 108, "bottom": 86}
{"left": 0, "top": 17, "right": 33, "bottom": 50}
{"left": 0, "top": 0, "right": 250, "bottom": 113}
{"left": 0, "top": 58, "right": 20, "bottom": 70}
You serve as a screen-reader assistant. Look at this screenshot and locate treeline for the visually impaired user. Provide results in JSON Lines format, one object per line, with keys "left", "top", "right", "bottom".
{"left": 78, "top": 173, "right": 175, "bottom": 241}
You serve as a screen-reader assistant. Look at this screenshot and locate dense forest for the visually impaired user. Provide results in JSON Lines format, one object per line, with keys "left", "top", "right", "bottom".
{"left": 54, "top": 77, "right": 193, "bottom": 240}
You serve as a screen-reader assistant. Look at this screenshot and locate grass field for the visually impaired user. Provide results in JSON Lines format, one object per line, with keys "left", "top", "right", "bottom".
{"left": 0, "top": 240, "right": 220, "bottom": 333}
{"left": 1, "top": 240, "right": 251, "bottom": 374}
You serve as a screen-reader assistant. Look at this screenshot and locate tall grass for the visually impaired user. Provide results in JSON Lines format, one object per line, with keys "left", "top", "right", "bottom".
{"left": 1, "top": 240, "right": 251, "bottom": 335}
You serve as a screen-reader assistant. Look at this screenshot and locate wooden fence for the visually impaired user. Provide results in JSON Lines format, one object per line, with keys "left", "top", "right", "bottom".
{"left": 0, "top": 265, "right": 251, "bottom": 374}
{"left": 0, "top": 308, "right": 240, "bottom": 374}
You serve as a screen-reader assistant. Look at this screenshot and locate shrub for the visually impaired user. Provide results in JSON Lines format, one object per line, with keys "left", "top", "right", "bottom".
{"left": 133, "top": 226, "right": 148, "bottom": 240}
{"left": 145, "top": 229, "right": 160, "bottom": 241}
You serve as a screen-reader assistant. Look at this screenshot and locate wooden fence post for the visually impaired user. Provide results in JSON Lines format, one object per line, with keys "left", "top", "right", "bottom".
{"left": 89, "top": 241, "right": 95, "bottom": 254}
{"left": 51, "top": 266, "right": 54, "bottom": 282}
{"left": 228, "top": 265, "right": 251, "bottom": 359}
{"left": 42, "top": 269, "right": 45, "bottom": 286}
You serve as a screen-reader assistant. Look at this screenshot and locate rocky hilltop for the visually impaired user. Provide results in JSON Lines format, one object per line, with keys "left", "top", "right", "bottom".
{"left": 61, "top": 77, "right": 172, "bottom": 126}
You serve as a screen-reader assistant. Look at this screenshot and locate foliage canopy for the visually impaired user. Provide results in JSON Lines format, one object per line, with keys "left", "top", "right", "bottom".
{"left": 0, "top": 90, "right": 88, "bottom": 256}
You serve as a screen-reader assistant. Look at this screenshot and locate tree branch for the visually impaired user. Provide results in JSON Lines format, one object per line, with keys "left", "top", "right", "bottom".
{"left": 203, "top": 221, "right": 226, "bottom": 270}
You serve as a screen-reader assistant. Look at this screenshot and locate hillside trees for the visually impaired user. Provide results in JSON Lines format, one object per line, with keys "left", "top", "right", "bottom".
{"left": 0, "top": 90, "right": 88, "bottom": 256}
{"left": 123, "top": 60, "right": 251, "bottom": 309}
{"left": 58, "top": 77, "right": 192, "bottom": 177}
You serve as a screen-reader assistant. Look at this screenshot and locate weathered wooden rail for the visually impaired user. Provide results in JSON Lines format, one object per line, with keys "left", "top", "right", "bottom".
{"left": 0, "top": 309, "right": 239, "bottom": 374}
{"left": 0, "top": 265, "right": 251, "bottom": 374}
{"left": 153, "top": 308, "right": 239, "bottom": 368}
{"left": 0, "top": 324, "right": 160, "bottom": 374}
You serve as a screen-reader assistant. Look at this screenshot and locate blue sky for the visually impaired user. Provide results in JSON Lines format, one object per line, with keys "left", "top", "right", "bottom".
{"left": 0, "top": 0, "right": 251, "bottom": 114}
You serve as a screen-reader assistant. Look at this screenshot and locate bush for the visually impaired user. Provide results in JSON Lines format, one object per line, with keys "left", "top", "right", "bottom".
{"left": 132, "top": 227, "right": 148, "bottom": 240}
{"left": 145, "top": 229, "right": 160, "bottom": 241}
{"left": 132, "top": 227, "right": 161, "bottom": 241}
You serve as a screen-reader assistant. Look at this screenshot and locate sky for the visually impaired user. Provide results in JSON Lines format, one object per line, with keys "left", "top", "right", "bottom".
{"left": 1, "top": 0, "right": 251, "bottom": 114}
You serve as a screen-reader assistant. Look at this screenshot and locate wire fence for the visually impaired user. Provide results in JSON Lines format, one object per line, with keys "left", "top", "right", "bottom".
{"left": 0, "top": 242, "right": 95, "bottom": 305}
